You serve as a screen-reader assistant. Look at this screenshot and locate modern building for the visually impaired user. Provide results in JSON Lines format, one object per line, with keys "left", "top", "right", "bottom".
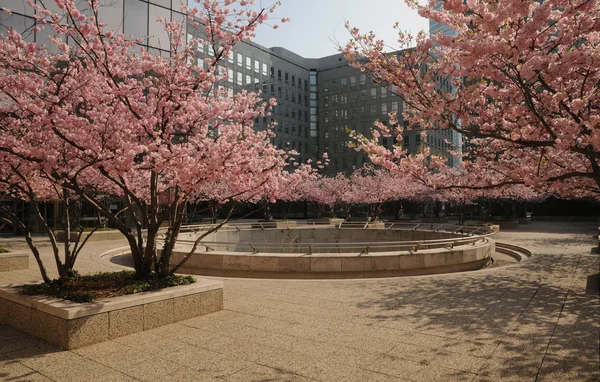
{"left": 2, "top": 0, "right": 459, "bottom": 176}
{"left": 188, "top": 26, "right": 459, "bottom": 174}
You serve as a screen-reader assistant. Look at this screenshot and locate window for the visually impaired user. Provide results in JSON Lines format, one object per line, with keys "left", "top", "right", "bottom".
{"left": 227, "top": 51, "right": 234, "bottom": 63}
{"left": 403, "top": 135, "right": 410, "bottom": 146}
{"left": 292, "top": 75, "right": 296, "bottom": 86}
{"left": 236, "top": 53, "right": 243, "bottom": 66}
{"left": 298, "top": 94, "right": 302, "bottom": 104}
{"left": 246, "top": 56, "right": 251, "bottom": 70}
{"left": 270, "top": 66, "right": 275, "bottom": 77}
{"left": 262, "top": 81, "right": 267, "bottom": 91}
{"left": 262, "top": 63, "right": 268, "bottom": 76}
{"left": 270, "top": 84, "right": 275, "bottom": 93}
{"left": 332, "top": 79, "right": 338, "bottom": 89}
{"left": 277, "top": 86, "right": 282, "bottom": 97}
{"left": 292, "top": 92, "right": 296, "bottom": 102}
{"left": 285, "top": 72, "right": 289, "bottom": 83}
{"left": 381, "top": 103, "right": 388, "bottom": 115}
{"left": 360, "top": 90, "right": 367, "bottom": 100}
{"left": 246, "top": 74, "right": 251, "bottom": 85}
{"left": 278, "top": 70, "right": 282, "bottom": 80}
{"left": 381, "top": 87, "right": 387, "bottom": 97}
{"left": 370, "top": 104, "right": 378, "bottom": 115}
{"left": 341, "top": 77, "right": 347, "bottom": 87}
{"left": 254, "top": 60, "right": 260, "bottom": 73}
{"left": 415, "top": 134, "right": 421, "bottom": 145}
{"left": 391, "top": 101, "right": 398, "bottom": 112}
{"left": 227, "top": 68, "right": 233, "bottom": 83}
{"left": 350, "top": 76, "right": 356, "bottom": 86}
{"left": 236, "top": 72, "right": 242, "bottom": 85}
{"left": 370, "top": 88, "right": 377, "bottom": 99}
{"left": 360, "top": 73, "right": 366, "bottom": 85}
{"left": 285, "top": 88, "right": 289, "bottom": 100}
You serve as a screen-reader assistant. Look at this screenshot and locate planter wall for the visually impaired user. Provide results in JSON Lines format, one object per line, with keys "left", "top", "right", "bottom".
{"left": 0, "top": 278, "right": 223, "bottom": 349}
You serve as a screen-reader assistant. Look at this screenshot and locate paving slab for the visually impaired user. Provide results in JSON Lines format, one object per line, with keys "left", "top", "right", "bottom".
{"left": 0, "top": 221, "right": 598, "bottom": 381}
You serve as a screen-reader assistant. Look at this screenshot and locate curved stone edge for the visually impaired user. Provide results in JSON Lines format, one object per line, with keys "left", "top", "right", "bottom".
{"left": 171, "top": 241, "right": 494, "bottom": 279}
{"left": 0, "top": 277, "right": 223, "bottom": 349}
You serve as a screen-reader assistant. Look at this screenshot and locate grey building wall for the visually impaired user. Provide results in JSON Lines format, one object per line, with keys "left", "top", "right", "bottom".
{"left": 1, "top": 0, "right": 186, "bottom": 56}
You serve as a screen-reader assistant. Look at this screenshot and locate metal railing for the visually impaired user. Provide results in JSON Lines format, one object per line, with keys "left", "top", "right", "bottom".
{"left": 170, "top": 221, "right": 495, "bottom": 255}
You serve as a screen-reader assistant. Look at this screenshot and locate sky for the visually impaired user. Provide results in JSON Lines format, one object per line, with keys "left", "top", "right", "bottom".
{"left": 247, "top": 0, "right": 429, "bottom": 58}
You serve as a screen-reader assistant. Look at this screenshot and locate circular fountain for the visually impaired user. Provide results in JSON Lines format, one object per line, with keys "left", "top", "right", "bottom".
{"left": 169, "top": 222, "right": 496, "bottom": 279}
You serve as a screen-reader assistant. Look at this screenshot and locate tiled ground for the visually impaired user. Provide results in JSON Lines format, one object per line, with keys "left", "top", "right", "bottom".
{"left": 1, "top": 221, "right": 598, "bottom": 381}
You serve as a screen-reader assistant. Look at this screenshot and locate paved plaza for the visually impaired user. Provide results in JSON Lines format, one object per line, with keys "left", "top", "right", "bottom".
{"left": 0, "top": 221, "right": 598, "bottom": 381}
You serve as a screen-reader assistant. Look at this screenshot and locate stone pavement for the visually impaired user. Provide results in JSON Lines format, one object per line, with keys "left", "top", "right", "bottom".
{"left": 0, "top": 221, "right": 598, "bottom": 381}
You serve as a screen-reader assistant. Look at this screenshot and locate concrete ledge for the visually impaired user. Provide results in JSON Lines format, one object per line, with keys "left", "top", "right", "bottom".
{"left": 0, "top": 252, "right": 29, "bottom": 272}
{"left": 0, "top": 278, "right": 223, "bottom": 349}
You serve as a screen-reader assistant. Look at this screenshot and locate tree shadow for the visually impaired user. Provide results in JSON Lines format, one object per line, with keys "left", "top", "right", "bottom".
{"left": 353, "top": 254, "right": 599, "bottom": 381}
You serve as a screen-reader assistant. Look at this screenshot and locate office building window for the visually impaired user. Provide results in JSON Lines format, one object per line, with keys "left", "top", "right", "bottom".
{"left": 285, "top": 72, "right": 289, "bottom": 82}
{"left": 291, "top": 75, "right": 296, "bottom": 86}
{"left": 391, "top": 101, "right": 398, "bottom": 112}
{"left": 350, "top": 75, "right": 356, "bottom": 86}
{"left": 381, "top": 87, "right": 387, "bottom": 97}
{"left": 360, "top": 73, "right": 366, "bottom": 85}
{"left": 254, "top": 60, "right": 260, "bottom": 73}
{"left": 245, "top": 74, "right": 251, "bottom": 85}
{"left": 270, "top": 66, "right": 275, "bottom": 77}
{"left": 278, "top": 70, "right": 282, "bottom": 80}
{"left": 227, "top": 68, "right": 233, "bottom": 83}
{"left": 381, "top": 103, "right": 388, "bottom": 115}
{"left": 246, "top": 56, "right": 251, "bottom": 70}
{"left": 227, "top": 51, "right": 234, "bottom": 63}
{"left": 262, "top": 63, "right": 268, "bottom": 76}
{"left": 370, "top": 88, "right": 377, "bottom": 99}
{"left": 403, "top": 135, "right": 410, "bottom": 146}
{"left": 236, "top": 72, "right": 242, "bottom": 85}
{"left": 341, "top": 77, "right": 347, "bottom": 87}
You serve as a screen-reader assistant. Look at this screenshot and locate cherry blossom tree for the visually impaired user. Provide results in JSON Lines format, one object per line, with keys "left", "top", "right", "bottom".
{"left": 0, "top": 0, "right": 307, "bottom": 278}
{"left": 343, "top": 0, "right": 600, "bottom": 199}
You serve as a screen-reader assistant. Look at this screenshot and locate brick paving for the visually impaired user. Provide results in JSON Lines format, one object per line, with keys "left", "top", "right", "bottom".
{"left": 0, "top": 221, "right": 598, "bottom": 381}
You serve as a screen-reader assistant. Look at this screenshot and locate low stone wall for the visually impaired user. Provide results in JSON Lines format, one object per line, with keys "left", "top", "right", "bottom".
{"left": 55, "top": 230, "right": 125, "bottom": 243}
{"left": 0, "top": 278, "right": 223, "bottom": 349}
{"left": 0, "top": 252, "right": 29, "bottom": 272}
{"left": 171, "top": 240, "right": 494, "bottom": 279}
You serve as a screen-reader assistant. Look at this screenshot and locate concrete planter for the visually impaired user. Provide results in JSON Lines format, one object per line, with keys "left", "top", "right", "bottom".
{"left": 54, "top": 230, "right": 125, "bottom": 243}
{"left": 0, "top": 252, "right": 29, "bottom": 272}
{"left": 0, "top": 277, "right": 223, "bottom": 349}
